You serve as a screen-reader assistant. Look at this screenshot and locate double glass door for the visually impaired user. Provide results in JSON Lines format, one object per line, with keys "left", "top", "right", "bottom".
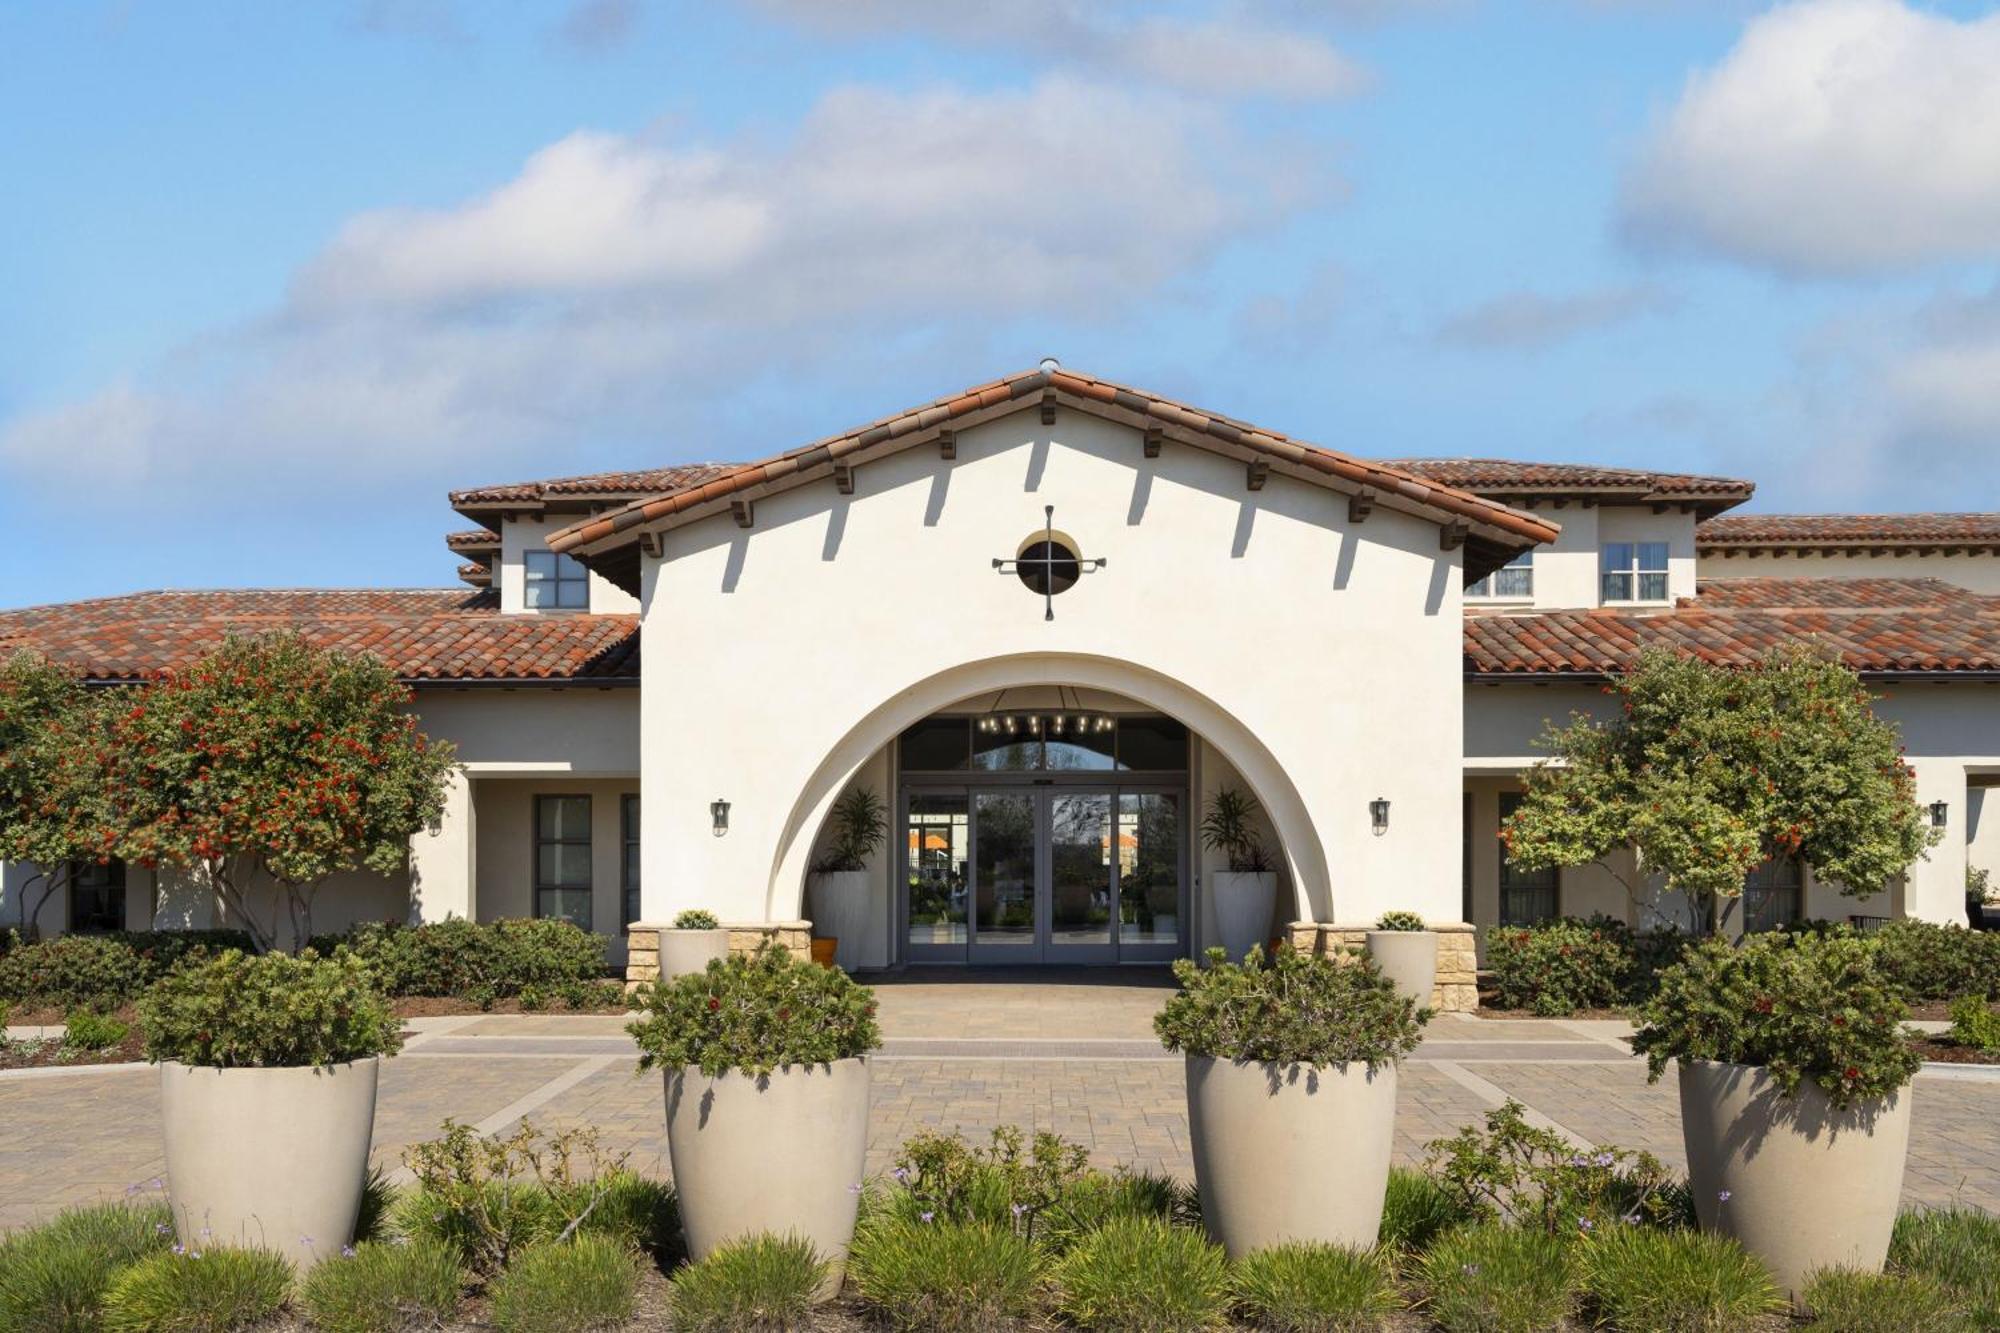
{"left": 902, "top": 784, "right": 1185, "bottom": 963}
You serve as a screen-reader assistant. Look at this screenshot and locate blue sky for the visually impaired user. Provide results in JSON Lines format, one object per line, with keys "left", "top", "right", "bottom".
{"left": 4, "top": 0, "right": 1999, "bottom": 606}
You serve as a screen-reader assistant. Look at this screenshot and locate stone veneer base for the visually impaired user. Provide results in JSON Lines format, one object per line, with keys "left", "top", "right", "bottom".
{"left": 625, "top": 920, "right": 813, "bottom": 985}
{"left": 1287, "top": 920, "right": 1480, "bottom": 1012}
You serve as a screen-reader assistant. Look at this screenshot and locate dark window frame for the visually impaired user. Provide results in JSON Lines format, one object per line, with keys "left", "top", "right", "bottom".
{"left": 1497, "top": 792, "right": 1559, "bottom": 926}
{"left": 621, "top": 793, "right": 641, "bottom": 932}
{"left": 533, "top": 793, "right": 593, "bottom": 930}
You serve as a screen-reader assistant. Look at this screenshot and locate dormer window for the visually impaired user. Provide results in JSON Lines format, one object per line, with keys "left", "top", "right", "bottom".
{"left": 1601, "top": 542, "right": 1669, "bottom": 603}
{"left": 1468, "top": 550, "right": 1533, "bottom": 600}
{"left": 524, "top": 551, "right": 590, "bottom": 610}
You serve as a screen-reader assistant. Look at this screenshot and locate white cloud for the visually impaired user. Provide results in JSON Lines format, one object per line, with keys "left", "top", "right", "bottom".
{"left": 1437, "top": 284, "right": 1670, "bottom": 348}
{"left": 745, "top": 0, "right": 1368, "bottom": 101}
{"left": 2, "top": 78, "right": 1322, "bottom": 495}
{"left": 1622, "top": 0, "right": 2000, "bottom": 273}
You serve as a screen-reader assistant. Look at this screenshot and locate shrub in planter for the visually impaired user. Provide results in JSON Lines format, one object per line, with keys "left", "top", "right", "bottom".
{"left": 1802, "top": 1267, "right": 1972, "bottom": 1332}
{"left": 101, "top": 1245, "right": 292, "bottom": 1333}
{"left": 1155, "top": 945, "right": 1425, "bottom": 1257}
{"left": 1581, "top": 1225, "right": 1784, "bottom": 1332}
{"left": 1200, "top": 786, "right": 1277, "bottom": 962}
{"left": 298, "top": 1237, "right": 465, "bottom": 1333}
{"left": 630, "top": 944, "right": 879, "bottom": 1283}
{"left": 1052, "top": 1215, "right": 1230, "bottom": 1333}
{"left": 138, "top": 949, "right": 400, "bottom": 1260}
{"left": 808, "top": 785, "right": 887, "bottom": 971}
{"left": 847, "top": 1218, "right": 1046, "bottom": 1332}
{"left": 1423, "top": 1099, "right": 1684, "bottom": 1234}
{"left": 1229, "top": 1242, "right": 1400, "bottom": 1333}
{"left": 0, "top": 1200, "right": 174, "bottom": 1331}
{"left": 1484, "top": 916, "right": 1635, "bottom": 1016}
{"left": 658, "top": 909, "right": 730, "bottom": 982}
{"left": 1631, "top": 931, "right": 1921, "bottom": 1299}
{"left": 673, "top": 909, "right": 719, "bottom": 930}
{"left": 1366, "top": 911, "right": 1438, "bottom": 1009}
{"left": 488, "top": 1236, "right": 639, "bottom": 1333}
{"left": 1417, "top": 1223, "right": 1578, "bottom": 1333}
{"left": 666, "top": 1233, "right": 824, "bottom": 1333}
{"left": 1377, "top": 1167, "right": 1458, "bottom": 1254}
{"left": 1890, "top": 1206, "right": 2000, "bottom": 1327}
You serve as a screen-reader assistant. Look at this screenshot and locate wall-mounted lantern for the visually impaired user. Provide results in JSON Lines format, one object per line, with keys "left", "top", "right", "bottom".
{"left": 711, "top": 797, "right": 731, "bottom": 837}
{"left": 1370, "top": 797, "right": 1391, "bottom": 837}
{"left": 1930, "top": 799, "right": 1949, "bottom": 830}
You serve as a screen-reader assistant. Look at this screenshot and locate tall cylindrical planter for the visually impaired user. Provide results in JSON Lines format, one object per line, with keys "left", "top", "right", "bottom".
{"left": 1365, "top": 930, "right": 1438, "bottom": 1008}
{"left": 664, "top": 1057, "right": 870, "bottom": 1294}
{"left": 658, "top": 928, "right": 731, "bottom": 982}
{"left": 1212, "top": 871, "right": 1278, "bottom": 962}
{"left": 1185, "top": 1054, "right": 1398, "bottom": 1258}
{"left": 808, "top": 871, "right": 871, "bottom": 971}
{"left": 160, "top": 1058, "right": 380, "bottom": 1265}
{"left": 1678, "top": 1060, "right": 1911, "bottom": 1301}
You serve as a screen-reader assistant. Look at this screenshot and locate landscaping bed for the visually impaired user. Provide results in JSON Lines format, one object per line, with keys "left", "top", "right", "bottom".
{"left": 389, "top": 992, "right": 630, "bottom": 1018}
{"left": 1910, "top": 1034, "right": 2000, "bottom": 1065}
{"left": 0, "top": 1014, "right": 146, "bottom": 1069}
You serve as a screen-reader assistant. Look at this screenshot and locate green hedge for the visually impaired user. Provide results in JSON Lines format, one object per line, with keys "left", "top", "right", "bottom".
{"left": 0, "top": 930, "right": 256, "bottom": 1012}
{"left": 1483, "top": 917, "right": 1687, "bottom": 1016}
{"left": 1867, "top": 920, "right": 2000, "bottom": 1004}
{"left": 307, "top": 918, "right": 608, "bottom": 1000}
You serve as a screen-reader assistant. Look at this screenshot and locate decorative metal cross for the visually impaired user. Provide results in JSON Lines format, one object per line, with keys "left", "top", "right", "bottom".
{"left": 992, "top": 504, "right": 1106, "bottom": 621}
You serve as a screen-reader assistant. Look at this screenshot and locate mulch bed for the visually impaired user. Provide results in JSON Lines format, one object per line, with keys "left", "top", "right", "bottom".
{"left": 0, "top": 1018, "right": 147, "bottom": 1070}
{"left": 390, "top": 994, "right": 632, "bottom": 1018}
{"left": 1475, "top": 1005, "right": 1635, "bottom": 1021}
{"left": 1910, "top": 1035, "right": 2000, "bottom": 1065}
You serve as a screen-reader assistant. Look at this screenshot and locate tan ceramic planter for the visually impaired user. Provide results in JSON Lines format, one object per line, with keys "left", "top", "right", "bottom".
{"left": 658, "top": 928, "right": 731, "bottom": 981}
{"left": 160, "top": 1058, "right": 380, "bottom": 1265}
{"left": 1185, "top": 1054, "right": 1398, "bottom": 1258}
{"left": 1678, "top": 1060, "right": 1911, "bottom": 1301}
{"left": 1212, "top": 871, "right": 1278, "bottom": 962}
{"left": 1364, "top": 930, "right": 1438, "bottom": 1008}
{"left": 664, "top": 1056, "right": 870, "bottom": 1294}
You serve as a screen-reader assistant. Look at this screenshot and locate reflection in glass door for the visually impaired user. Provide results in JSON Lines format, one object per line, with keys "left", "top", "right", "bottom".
{"left": 906, "top": 794, "right": 968, "bottom": 948}
{"left": 973, "top": 792, "right": 1036, "bottom": 955}
{"left": 1118, "top": 793, "right": 1181, "bottom": 956}
{"left": 1046, "top": 792, "right": 1115, "bottom": 959}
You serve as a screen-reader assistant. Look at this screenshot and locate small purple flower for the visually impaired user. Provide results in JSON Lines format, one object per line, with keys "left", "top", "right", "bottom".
{"left": 1717, "top": 1190, "right": 1732, "bottom": 1204}
{"left": 919, "top": 1211, "right": 934, "bottom": 1224}
{"left": 154, "top": 1223, "right": 170, "bottom": 1235}
{"left": 892, "top": 1167, "right": 911, "bottom": 1184}
{"left": 1594, "top": 1153, "right": 1615, "bottom": 1168}
{"left": 1011, "top": 1203, "right": 1027, "bottom": 1218}
{"left": 341, "top": 1245, "right": 356, "bottom": 1259}
{"left": 1461, "top": 1263, "right": 1479, "bottom": 1276}
{"left": 1578, "top": 1218, "right": 1595, "bottom": 1232}
{"left": 848, "top": 1182, "right": 863, "bottom": 1195}
{"left": 149, "top": 1178, "right": 164, "bottom": 1191}
{"left": 172, "top": 1243, "right": 186, "bottom": 1256}
{"left": 190, "top": 1250, "right": 202, "bottom": 1261}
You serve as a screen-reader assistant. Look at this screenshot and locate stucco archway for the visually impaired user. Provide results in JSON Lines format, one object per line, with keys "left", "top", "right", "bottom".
{"left": 765, "top": 652, "right": 1334, "bottom": 927}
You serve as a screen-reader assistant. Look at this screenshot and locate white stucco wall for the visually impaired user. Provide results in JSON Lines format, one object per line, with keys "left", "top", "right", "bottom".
{"left": 1699, "top": 550, "right": 2000, "bottom": 595}
{"left": 497, "top": 515, "right": 642, "bottom": 615}
{"left": 636, "top": 405, "right": 1469, "bottom": 933}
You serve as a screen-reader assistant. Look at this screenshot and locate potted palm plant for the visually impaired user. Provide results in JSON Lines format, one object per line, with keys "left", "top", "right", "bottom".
{"left": 1156, "top": 945, "right": 1426, "bottom": 1257}
{"left": 659, "top": 908, "right": 731, "bottom": 981}
{"left": 808, "top": 786, "right": 886, "bottom": 971}
{"left": 1200, "top": 786, "right": 1276, "bottom": 961}
{"left": 139, "top": 949, "right": 401, "bottom": 1266}
{"left": 1366, "top": 910, "right": 1439, "bottom": 1009}
{"left": 629, "top": 945, "right": 880, "bottom": 1296}
{"left": 1630, "top": 931, "right": 1921, "bottom": 1302}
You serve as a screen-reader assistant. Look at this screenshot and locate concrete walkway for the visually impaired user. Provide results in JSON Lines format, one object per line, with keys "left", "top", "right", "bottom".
{"left": 3, "top": 969, "right": 1995, "bottom": 1233}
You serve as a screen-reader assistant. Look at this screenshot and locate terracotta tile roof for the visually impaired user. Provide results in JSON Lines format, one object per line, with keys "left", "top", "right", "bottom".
{"left": 450, "top": 464, "right": 738, "bottom": 514}
{"left": 1697, "top": 513, "right": 2000, "bottom": 550}
{"left": 456, "top": 563, "right": 492, "bottom": 589}
{"left": 446, "top": 529, "right": 500, "bottom": 553}
{"left": 545, "top": 367, "right": 1560, "bottom": 585}
{"left": 1388, "top": 458, "right": 1753, "bottom": 511}
{"left": 1466, "top": 578, "right": 2000, "bottom": 677}
{"left": 0, "top": 590, "right": 638, "bottom": 684}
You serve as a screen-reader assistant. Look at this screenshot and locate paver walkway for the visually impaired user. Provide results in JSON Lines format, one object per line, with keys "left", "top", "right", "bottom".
{"left": 4, "top": 968, "right": 1996, "bottom": 1233}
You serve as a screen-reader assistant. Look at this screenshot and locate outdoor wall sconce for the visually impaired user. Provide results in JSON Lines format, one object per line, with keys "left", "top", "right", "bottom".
{"left": 1930, "top": 800, "right": 1949, "bottom": 830}
{"left": 1370, "top": 797, "right": 1390, "bottom": 837}
{"left": 711, "top": 798, "right": 731, "bottom": 837}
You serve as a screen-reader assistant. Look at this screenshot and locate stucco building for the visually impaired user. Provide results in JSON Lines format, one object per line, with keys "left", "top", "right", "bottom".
{"left": 5, "top": 364, "right": 1998, "bottom": 1007}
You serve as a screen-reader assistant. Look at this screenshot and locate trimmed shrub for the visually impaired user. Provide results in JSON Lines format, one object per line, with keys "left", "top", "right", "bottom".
{"left": 306, "top": 917, "right": 607, "bottom": 1000}
{"left": 0, "top": 935, "right": 145, "bottom": 1012}
{"left": 298, "top": 1238, "right": 464, "bottom": 1333}
{"left": 666, "top": 1233, "right": 824, "bottom": 1333}
{"left": 1484, "top": 917, "right": 1633, "bottom": 1016}
{"left": 1803, "top": 1267, "right": 1972, "bottom": 1332}
{"left": 670, "top": 909, "right": 719, "bottom": 930}
{"left": 1581, "top": 1225, "right": 1783, "bottom": 1331}
{"left": 137, "top": 949, "right": 400, "bottom": 1068}
{"left": 1891, "top": 1207, "right": 2000, "bottom": 1326}
{"left": 100, "top": 1245, "right": 291, "bottom": 1332}
{"left": 1417, "top": 1224, "right": 1577, "bottom": 1333}
{"left": 1870, "top": 920, "right": 2000, "bottom": 1003}
{"left": 847, "top": 1219, "right": 1045, "bottom": 1331}
{"left": 628, "top": 943, "right": 880, "bottom": 1077}
{"left": 1230, "top": 1242, "right": 1400, "bottom": 1332}
{"left": 1154, "top": 944, "right": 1426, "bottom": 1067}
{"left": 487, "top": 1236, "right": 638, "bottom": 1333}
{"left": 1374, "top": 911, "right": 1427, "bottom": 932}
{"left": 0, "top": 1200, "right": 174, "bottom": 1332}
{"left": 1631, "top": 931, "right": 1921, "bottom": 1107}
{"left": 1052, "top": 1215, "right": 1230, "bottom": 1332}
{"left": 1378, "top": 1167, "right": 1458, "bottom": 1254}
{"left": 63, "top": 1009, "right": 128, "bottom": 1052}
{"left": 1947, "top": 996, "right": 2000, "bottom": 1054}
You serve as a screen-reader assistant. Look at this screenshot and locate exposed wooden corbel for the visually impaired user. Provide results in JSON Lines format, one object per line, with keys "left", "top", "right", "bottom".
{"left": 1551, "top": 498, "right": 1568, "bottom": 510}
{"left": 1348, "top": 487, "right": 1376, "bottom": 524}
{"left": 833, "top": 461, "right": 854, "bottom": 495}
{"left": 1246, "top": 460, "right": 1269, "bottom": 492}
{"left": 639, "top": 530, "right": 663, "bottom": 558}
{"left": 1440, "top": 521, "right": 1469, "bottom": 552}
{"left": 1143, "top": 427, "right": 1163, "bottom": 459}
{"left": 1040, "top": 390, "right": 1057, "bottom": 426}
{"left": 938, "top": 430, "right": 956, "bottom": 460}
{"left": 731, "top": 499, "right": 755, "bottom": 529}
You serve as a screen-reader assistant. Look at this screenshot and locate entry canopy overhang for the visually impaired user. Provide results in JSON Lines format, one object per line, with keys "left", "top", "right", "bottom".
{"left": 546, "top": 365, "right": 1561, "bottom": 596}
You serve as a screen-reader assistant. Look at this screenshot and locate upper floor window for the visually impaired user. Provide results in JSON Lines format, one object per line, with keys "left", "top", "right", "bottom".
{"left": 1601, "top": 541, "right": 1669, "bottom": 603}
{"left": 524, "top": 551, "right": 590, "bottom": 610}
{"left": 1468, "top": 550, "right": 1534, "bottom": 600}
{"left": 69, "top": 860, "right": 126, "bottom": 933}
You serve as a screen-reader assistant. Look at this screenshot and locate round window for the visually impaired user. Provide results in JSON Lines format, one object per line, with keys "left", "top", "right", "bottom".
{"left": 1014, "top": 538, "right": 1082, "bottom": 597}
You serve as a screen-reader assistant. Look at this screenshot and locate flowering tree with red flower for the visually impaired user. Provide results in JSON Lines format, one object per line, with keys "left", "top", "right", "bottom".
{"left": 1503, "top": 644, "right": 1936, "bottom": 933}
{"left": 0, "top": 652, "right": 117, "bottom": 938}
{"left": 104, "top": 634, "right": 458, "bottom": 951}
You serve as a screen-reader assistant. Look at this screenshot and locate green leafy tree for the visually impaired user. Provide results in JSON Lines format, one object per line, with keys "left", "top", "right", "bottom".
{"left": 1504, "top": 645, "right": 1937, "bottom": 932}
{"left": 0, "top": 653, "right": 117, "bottom": 939}
{"left": 105, "top": 634, "right": 458, "bottom": 950}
